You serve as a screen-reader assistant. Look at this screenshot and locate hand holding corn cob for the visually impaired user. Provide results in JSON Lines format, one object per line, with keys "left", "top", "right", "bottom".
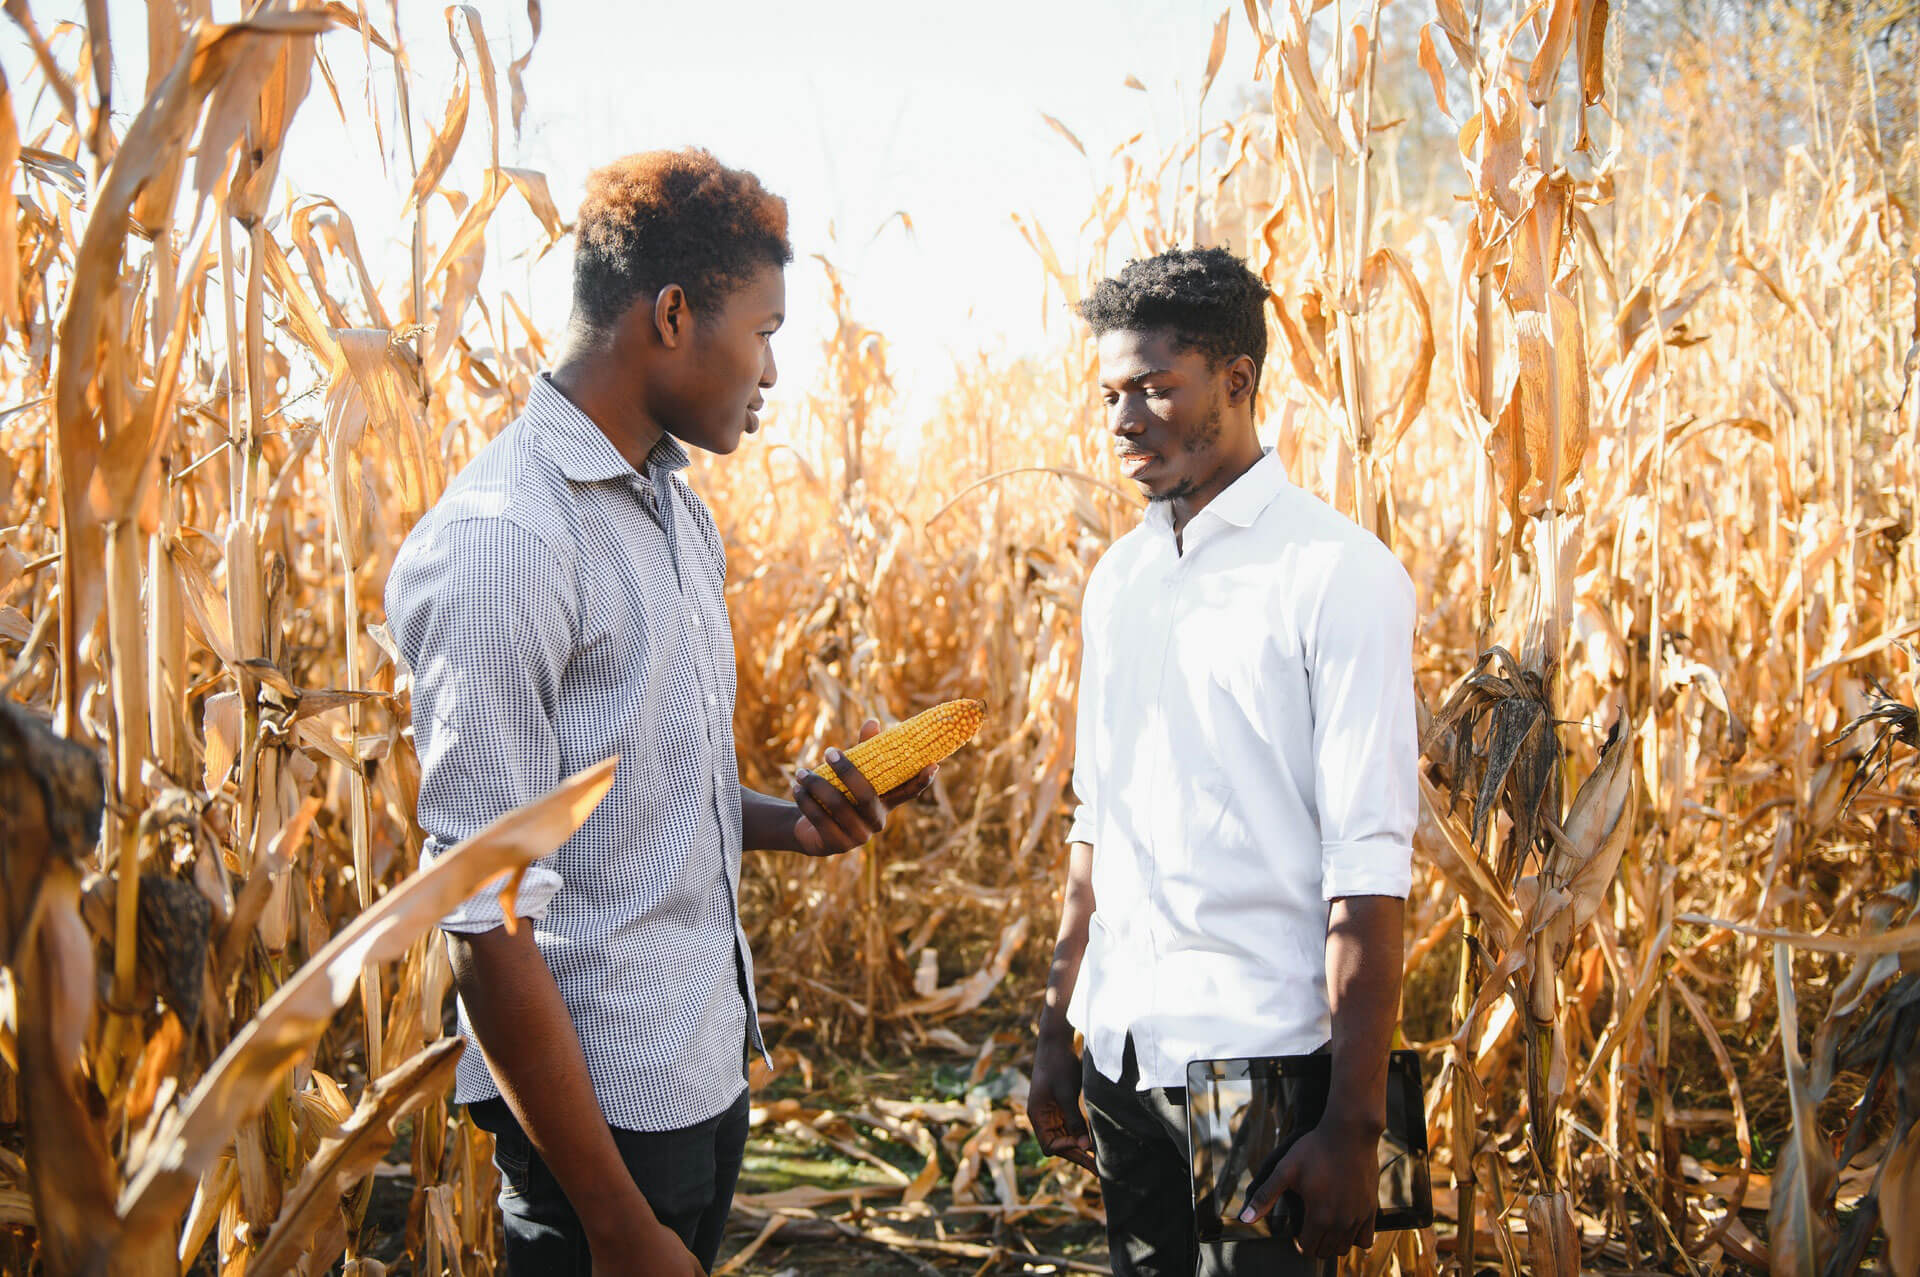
{"left": 788, "top": 699, "right": 985, "bottom": 856}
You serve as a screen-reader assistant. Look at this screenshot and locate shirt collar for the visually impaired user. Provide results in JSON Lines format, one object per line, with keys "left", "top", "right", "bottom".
{"left": 1144, "top": 449, "right": 1289, "bottom": 535}
{"left": 528, "top": 373, "right": 692, "bottom": 483}
{"left": 1204, "top": 449, "right": 1288, "bottom": 527}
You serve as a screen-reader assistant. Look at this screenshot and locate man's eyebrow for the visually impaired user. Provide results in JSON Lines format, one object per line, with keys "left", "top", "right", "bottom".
{"left": 767, "top": 311, "right": 785, "bottom": 326}
{"left": 1100, "top": 366, "right": 1176, "bottom": 388}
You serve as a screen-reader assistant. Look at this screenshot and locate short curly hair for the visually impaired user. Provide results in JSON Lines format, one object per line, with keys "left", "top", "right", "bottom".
{"left": 572, "top": 148, "right": 793, "bottom": 330}
{"left": 1078, "top": 247, "right": 1270, "bottom": 390}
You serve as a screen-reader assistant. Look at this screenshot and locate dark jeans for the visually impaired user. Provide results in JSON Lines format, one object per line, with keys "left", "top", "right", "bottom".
{"left": 1082, "top": 1036, "right": 1333, "bottom": 1277}
{"left": 468, "top": 1087, "right": 751, "bottom": 1275}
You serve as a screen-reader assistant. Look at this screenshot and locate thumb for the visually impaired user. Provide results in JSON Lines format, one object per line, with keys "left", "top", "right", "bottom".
{"left": 1241, "top": 1145, "right": 1301, "bottom": 1224}
{"left": 1059, "top": 1090, "right": 1090, "bottom": 1140}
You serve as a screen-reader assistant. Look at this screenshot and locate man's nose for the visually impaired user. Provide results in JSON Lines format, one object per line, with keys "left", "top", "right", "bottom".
{"left": 1107, "top": 398, "right": 1146, "bottom": 437}
{"left": 761, "top": 346, "right": 778, "bottom": 389}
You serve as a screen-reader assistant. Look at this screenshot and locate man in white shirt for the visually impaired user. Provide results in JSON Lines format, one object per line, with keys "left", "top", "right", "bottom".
{"left": 1028, "top": 247, "right": 1417, "bottom": 1276}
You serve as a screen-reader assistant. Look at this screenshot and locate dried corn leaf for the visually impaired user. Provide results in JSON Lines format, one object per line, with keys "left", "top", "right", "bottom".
{"left": 1887, "top": 1124, "right": 1920, "bottom": 1277}
{"left": 1769, "top": 943, "right": 1837, "bottom": 1276}
{"left": 1198, "top": 9, "right": 1231, "bottom": 106}
{"left": 1361, "top": 247, "right": 1434, "bottom": 450}
{"left": 1417, "top": 24, "right": 1451, "bottom": 120}
{"left": 1512, "top": 287, "right": 1589, "bottom": 504}
{"left": 248, "top": 1037, "right": 463, "bottom": 1275}
{"left": 1040, "top": 113, "right": 1085, "bottom": 158}
{"left": 1525, "top": 0, "right": 1578, "bottom": 108}
{"left": 0, "top": 63, "right": 20, "bottom": 337}
{"left": 405, "top": 19, "right": 469, "bottom": 211}
{"left": 117, "top": 756, "right": 617, "bottom": 1238}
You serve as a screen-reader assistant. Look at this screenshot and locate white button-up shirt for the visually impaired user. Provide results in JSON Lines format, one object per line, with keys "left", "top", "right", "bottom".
{"left": 1065, "top": 451, "right": 1418, "bottom": 1090}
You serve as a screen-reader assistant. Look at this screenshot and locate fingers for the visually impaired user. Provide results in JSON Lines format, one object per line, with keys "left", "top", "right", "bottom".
{"left": 858, "top": 717, "right": 882, "bottom": 741}
{"left": 1299, "top": 1203, "right": 1366, "bottom": 1261}
{"left": 791, "top": 812, "right": 825, "bottom": 856}
{"left": 880, "top": 763, "right": 938, "bottom": 808}
{"left": 821, "top": 747, "right": 888, "bottom": 830}
{"left": 1240, "top": 1153, "right": 1297, "bottom": 1225}
{"left": 790, "top": 767, "right": 874, "bottom": 851}
{"left": 1296, "top": 1197, "right": 1329, "bottom": 1259}
{"left": 1031, "top": 1103, "right": 1098, "bottom": 1172}
{"left": 1055, "top": 1141, "right": 1098, "bottom": 1173}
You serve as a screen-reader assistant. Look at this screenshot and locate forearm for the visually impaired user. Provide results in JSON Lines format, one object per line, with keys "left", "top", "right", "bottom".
{"left": 448, "top": 925, "right": 659, "bottom": 1241}
{"left": 1322, "top": 894, "right": 1404, "bottom": 1133}
{"left": 741, "top": 786, "right": 803, "bottom": 852}
{"left": 1038, "top": 841, "right": 1096, "bottom": 1046}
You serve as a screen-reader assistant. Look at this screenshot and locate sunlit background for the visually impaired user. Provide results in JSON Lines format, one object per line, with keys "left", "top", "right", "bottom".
{"left": 7, "top": 1, "right": 1278, "bottom": 424}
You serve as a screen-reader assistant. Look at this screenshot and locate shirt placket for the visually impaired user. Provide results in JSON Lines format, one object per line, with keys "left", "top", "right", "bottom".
{"left": 1140, "top": 532, "right": 1186, "bottom": 1077}
{"left": 657, "top": 476, "right": 761, "bottom": 1055}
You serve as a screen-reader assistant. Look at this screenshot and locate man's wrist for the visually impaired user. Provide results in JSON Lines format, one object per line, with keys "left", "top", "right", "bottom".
{"left": 578, "top": 1183, "right": 658, "bottom": 1246}
{"left": 1320, "top": 1096, "right": 1387, "bottom": 1138}
{"left": 1035, "top": 1006, "right": 1074, "bottom": 1044}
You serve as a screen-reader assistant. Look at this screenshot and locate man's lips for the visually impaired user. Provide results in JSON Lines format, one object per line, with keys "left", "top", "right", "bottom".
{"left": 1118, "top": 451, "right": 1157, "bottom": 477}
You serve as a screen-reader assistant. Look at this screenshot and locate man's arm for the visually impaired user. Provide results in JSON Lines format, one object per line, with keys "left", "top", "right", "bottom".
{"left": 450, "top": 925, "right": 702, "bottom": 1276}
{"left": 1236, "top": 899, "right": 1403, "bottom": 1258}
{"left": 1322, "top": 896, "right": 1404, "bottom": 1137}
{"left": 1031, "top": 597, "right": 1104, "bottom": 1172}
{"left": 1243, "top": 543, "right": 1419, "bottom": 1258}
{"left": 1029, "top": 839, "right": 1097, "bottom": 1171}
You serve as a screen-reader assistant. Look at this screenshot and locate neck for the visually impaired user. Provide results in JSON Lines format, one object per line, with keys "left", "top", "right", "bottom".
{"left": 1169, "top": 430, "right": 1264, "bottom": 539}
{"left": 549, "top": 322, "right": 666, "bottom": 472}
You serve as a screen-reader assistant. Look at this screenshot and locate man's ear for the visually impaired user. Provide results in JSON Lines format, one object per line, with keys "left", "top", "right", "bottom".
{"left": 1226, "top": 354, "right": 1258, "bottom": 407}
{"left": 652, "top": 284, "right": 691, "bottom": 349}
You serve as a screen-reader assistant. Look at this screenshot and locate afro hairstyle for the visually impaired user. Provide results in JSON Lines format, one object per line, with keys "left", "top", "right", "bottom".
{"left": 1077, "top": 246, "right": 1270, "bottom": 390}
{"left": 572, "top": 148, "right": 793, "bottom": 330}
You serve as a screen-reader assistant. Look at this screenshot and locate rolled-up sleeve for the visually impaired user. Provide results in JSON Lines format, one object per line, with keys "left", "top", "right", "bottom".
{"left": 385, "top": 516, "right": 574, "bottom": 932}
{"left": 1308, "top": 546, "right": 1418, "bottom": 900}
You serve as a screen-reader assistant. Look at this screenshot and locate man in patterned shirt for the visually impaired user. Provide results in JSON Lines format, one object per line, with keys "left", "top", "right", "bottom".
{"left": 385, "top": 150, "right": 931, "bottom": 1277}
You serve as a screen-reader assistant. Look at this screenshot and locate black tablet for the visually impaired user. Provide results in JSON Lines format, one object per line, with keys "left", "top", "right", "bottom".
{"left": 1185, "top": 1050, "right": 1434, "bottom": 1244}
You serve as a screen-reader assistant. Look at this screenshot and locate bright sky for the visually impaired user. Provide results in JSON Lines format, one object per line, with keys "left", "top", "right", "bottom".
{"left": 10, "top": 1, "right": 1266, "bottom": 418}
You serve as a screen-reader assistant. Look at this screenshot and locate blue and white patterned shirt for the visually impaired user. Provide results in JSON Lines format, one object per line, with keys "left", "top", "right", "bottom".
{"left": 385, "top": 374, "right": 763, "bottom": 1132}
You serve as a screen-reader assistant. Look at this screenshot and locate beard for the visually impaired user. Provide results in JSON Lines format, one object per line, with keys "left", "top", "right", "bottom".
{"left": 1146, "top": 396, "right": 1226, "bottom": 503}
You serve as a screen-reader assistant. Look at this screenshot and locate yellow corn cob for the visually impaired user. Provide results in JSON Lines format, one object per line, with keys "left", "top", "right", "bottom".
{"left": 820, "top": 698, "right": 985, "bottom": 799}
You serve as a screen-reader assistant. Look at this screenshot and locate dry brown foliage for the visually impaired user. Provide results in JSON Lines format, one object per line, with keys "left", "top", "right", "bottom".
{"left": 4, "top": 0, "right": 1920, "bottom": 1274}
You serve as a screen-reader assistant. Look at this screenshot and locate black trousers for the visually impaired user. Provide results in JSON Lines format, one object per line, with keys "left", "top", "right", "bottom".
{"left": 1082, "top": 1036, "right": 1333, "bottom": 1277}
{"left": 468, "top": 1088, "right": 751, "bottom": 1275}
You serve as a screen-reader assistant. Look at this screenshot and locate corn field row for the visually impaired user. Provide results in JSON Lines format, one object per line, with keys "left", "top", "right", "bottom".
{"left": 1, "top": 0, "right": 1917, "bottom": 1273}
